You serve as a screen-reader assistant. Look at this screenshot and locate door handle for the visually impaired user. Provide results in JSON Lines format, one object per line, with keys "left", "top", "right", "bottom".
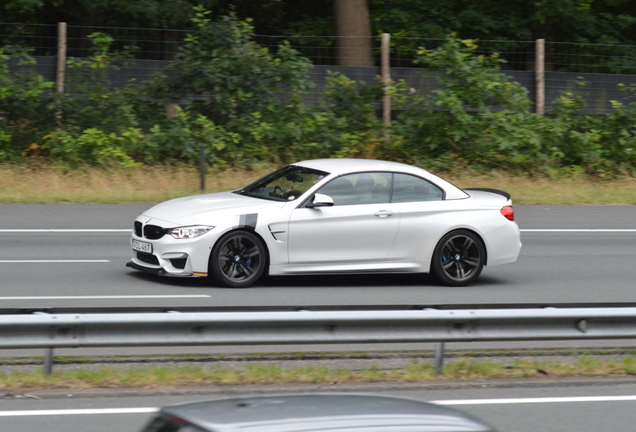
{"left": 374, "top": 210, "right": 394, "bottom": 218}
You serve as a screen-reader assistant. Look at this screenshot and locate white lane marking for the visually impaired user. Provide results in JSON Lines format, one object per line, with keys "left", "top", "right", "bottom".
{"left": 521, "top": 229, "right": 636, "bottom": 232}
{"left": 0, "top": 407, "right": 158, "bottom": 417}
{"left": 3, "top": 229, "right": 636, "bottom": 233}
{"left": 0, "top": 295, "right": 210, "bottom": 300}
{"left": 0, "top": 229, "right": 630, "bottom": 266}
{"left": 0, "top": 260, "right": 110, "bottom": 263}
{"left": 4, "top": 395, "right": 636, "bottom": 416}
{"left": 434, "top": 395, "right": 636, "bottom": 405}
{"left": 0, "top": 229, "right": 131, "bottom": 232}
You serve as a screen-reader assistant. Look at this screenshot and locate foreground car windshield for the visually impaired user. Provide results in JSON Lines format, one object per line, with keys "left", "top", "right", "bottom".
{"left": 235, "top": 165, "right": 329, "bottom": 201}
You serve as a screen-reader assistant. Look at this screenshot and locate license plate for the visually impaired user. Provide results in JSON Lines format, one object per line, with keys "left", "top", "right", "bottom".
{"left": 132, "top": 239, "right": 152, "bottom": 253}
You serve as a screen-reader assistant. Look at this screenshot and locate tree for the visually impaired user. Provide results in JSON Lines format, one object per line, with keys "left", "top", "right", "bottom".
{"left": 1, "top": 0, "right": 206, "bottom": 28}
{"left": 333, "top": 0, "right": 373, "bottom": 66}
{"left": 369, "top": 0, "right": 636, "bottom": 44}
{"left": 146, "top": 8, "right": 312, "bottom": 124}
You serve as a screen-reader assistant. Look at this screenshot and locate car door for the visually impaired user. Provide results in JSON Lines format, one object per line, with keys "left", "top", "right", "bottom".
{"left": 387, "top": 173, "right": 453, "bottom": 262}
{"left": 287, "top": 172, "right": 400, "bottom": 265}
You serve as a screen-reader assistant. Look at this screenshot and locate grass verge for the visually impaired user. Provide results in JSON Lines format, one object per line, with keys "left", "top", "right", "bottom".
{"left": 2, "top": 357, "right": 636, "bottom": 392}
{"left": 0, "top": 163, "right": 271, "bottom": 204}
{"left": 1, "top": 163, "right": 636, "bottom": 205}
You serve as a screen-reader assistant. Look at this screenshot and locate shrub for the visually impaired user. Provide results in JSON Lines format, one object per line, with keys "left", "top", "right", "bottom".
{"left": 48, "top": 127, "right": 145, "bottom": 167}
{"left": 0, "top": 47, "right": 55, "bottom": 161}
{"left": 5, "top": 24, "right": 636, "bottom": 175}
{"left": 60, "top": 32, "right": 164, "bottom": 133}
{"left": 146, "top": 7, "right": 312, "bottom": 125}
{"left": 393, "top": 35, "right": 561, "bottom": 171}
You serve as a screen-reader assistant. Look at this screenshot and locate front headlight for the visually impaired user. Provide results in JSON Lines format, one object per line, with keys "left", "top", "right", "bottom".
{"left": 169, "top": 225, "right": 214, "bottom": 239}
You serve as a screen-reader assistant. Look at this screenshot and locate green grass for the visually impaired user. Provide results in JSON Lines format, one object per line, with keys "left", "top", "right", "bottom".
{"left": 2, "top": 357, "right": 636, "bottom": 392}
{"left": 1, "top": 163, "right": 636, "bottom": 204}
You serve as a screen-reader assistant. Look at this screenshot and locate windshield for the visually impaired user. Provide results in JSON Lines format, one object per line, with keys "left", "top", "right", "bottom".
{"left": 234, "top": 165, "right": 329, "bottom": 202}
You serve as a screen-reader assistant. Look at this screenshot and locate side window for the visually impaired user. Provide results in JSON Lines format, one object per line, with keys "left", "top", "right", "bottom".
{"left": 317, "top": 172, "right": 392, "bottom": 206}
{"left": 392, "top": 173, "right": 443, "bottom": 202}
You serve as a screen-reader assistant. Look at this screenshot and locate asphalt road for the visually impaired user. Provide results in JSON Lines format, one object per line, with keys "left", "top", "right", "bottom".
{"left": 1, "top": 204, "right": 636, "bottom": 307}
{"left": 1, "top": 205, "right": 636, "bottom": 431}
{"left": 2, "top": 382, "right": 636, "bottom": 432}
{"left": 1, "top": 204, "right": 635, "bottom": 356}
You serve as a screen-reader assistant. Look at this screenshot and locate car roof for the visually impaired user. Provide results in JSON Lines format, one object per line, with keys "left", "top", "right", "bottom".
{"left": 293, "top": 159, "right": 468, "bottom": 200}
{"left": 158, "top": 393, "right": 494, "bottom": 432}
{"left": 294, "top": 159, "right": 432, "bottom": 177}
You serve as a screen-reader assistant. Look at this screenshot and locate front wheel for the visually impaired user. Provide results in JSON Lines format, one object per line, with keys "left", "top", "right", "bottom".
{"left": 209, "top": 231, "right": 266, "bottom": 288}
{"left": 431, "top": 230, "right": 485, "bottom": 287}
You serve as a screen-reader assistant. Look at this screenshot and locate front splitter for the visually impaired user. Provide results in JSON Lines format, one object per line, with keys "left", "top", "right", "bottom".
{"left": 126, "top": 260, "right": 205, "bottom": 278}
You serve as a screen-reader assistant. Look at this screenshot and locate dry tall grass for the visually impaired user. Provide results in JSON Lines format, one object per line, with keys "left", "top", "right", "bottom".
{"left": 1, "top": 163, "right": 635, "bottom": 204}
{"left": 0, "top": 163, "right": 275, "bottom": 204}
{"left": 445, "top": 172, "right": 636, "bottom": 205}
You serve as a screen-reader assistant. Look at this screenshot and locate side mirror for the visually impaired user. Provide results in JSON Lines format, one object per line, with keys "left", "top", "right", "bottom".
{"left": 305, "top": 193, "right": 334, "bottom": 208}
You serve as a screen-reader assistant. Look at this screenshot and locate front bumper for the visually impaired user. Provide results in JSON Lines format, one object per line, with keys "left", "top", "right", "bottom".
{"left": 125, "top": 260, "right": 206, "bottom": 278}
{"left": 128, "top": 221, "right": 217, "bottom": 277}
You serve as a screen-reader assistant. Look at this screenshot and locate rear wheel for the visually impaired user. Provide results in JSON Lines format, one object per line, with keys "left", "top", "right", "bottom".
{"left": 431, "top": 230, "right": 485, "bottom": 286}
{"left": 209, "top": 231, "right": 266, "bottom": 288}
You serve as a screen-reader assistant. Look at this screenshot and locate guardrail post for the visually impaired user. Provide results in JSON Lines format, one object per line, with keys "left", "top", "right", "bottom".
{"left": 434, "top": 342, "right": 445, "bottom": 375}
{"left": 44, "top": 348, "right": 54, "bottom": 375}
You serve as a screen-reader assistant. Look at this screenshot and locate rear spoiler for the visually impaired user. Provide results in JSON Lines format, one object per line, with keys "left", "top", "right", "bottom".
{"left": 463, "top": 188, "right": 511, "bottom": 201}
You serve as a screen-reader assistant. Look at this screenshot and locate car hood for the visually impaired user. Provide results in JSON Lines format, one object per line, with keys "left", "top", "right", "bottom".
{"left": 141, "top": 191, "right": 285, "bottom": 226}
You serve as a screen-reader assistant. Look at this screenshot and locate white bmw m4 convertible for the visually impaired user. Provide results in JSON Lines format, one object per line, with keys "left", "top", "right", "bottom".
{"left": 127, "top": 159, "right": 521, "bottom": 287}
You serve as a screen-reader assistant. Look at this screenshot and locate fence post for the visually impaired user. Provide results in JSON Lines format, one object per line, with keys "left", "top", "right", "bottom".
{"left": 55, "top": 22, "right": 67, "bottom": 127}
{"left": 381, "top": 33, "right": 391, "bottom": 139}
{"left": 199, "top": 145, "right": 206, "bottom": 191}
{"left": 56, "top": 22, "right": 67, "bottom": 94}
{"left": 535, "top": 38, "right": 545, "bottom": 115}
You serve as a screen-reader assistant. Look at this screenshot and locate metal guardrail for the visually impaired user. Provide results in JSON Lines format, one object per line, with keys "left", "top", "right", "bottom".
{"left": 2, "top": 306, "right": 636, "bottom": 374}
{"left": 3, "top": 302, "right": 636, "bottom": 315}
{"left": 3, "top": 307, "right": 636, "bottom": 349}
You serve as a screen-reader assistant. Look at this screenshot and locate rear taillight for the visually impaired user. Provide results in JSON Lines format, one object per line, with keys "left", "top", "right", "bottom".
{"left": 500, "top": 205, "right": 514, "bottom": 221}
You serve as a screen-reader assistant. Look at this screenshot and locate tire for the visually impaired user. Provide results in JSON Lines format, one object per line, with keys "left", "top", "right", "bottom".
{"left": 209, "top": 230, "right": 266, "bottom": 288}
{"left": 431, "top": 230, "right": 485, "bottom": 287}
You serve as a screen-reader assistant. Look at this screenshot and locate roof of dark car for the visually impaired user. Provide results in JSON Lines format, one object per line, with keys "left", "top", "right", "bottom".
{"left": 158, "top": 393, "right": 494, "bottom": 432}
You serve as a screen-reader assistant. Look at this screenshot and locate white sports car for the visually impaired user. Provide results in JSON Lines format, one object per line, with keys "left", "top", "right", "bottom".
{"left": 127, "top": 159, "right": 521, "bottom": 287}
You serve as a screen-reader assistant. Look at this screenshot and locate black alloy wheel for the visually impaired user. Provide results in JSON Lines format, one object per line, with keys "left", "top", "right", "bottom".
{"left": 431, "top": 230, "right": 485, "bottom": 286}
{"left": 209, "top": 231, "right": 266, "bottom": 288}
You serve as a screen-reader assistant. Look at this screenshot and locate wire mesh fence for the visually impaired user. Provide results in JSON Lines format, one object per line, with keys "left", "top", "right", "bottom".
{"left": 0, "top": 22, "right": 58, "bottom": 56}
{"left": 257, "top": 35, "right": 538, "bottom": 71}
{"left": 4, "top": 21, "right": 636, "bottom": 114}
{"left": 257, "top": 35, "right": 349, "bottom": 66}
{"left": 65, "top": 25, "right": 186, "bottom": 60}
{"left": 547, "top": 41, "right": 636, "bottom": 74}
{"left": 0, "top": 22, "right": 187, "bottom": 59}
{"left": 385, "top": 37, "right": 537, "bottom": 71}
